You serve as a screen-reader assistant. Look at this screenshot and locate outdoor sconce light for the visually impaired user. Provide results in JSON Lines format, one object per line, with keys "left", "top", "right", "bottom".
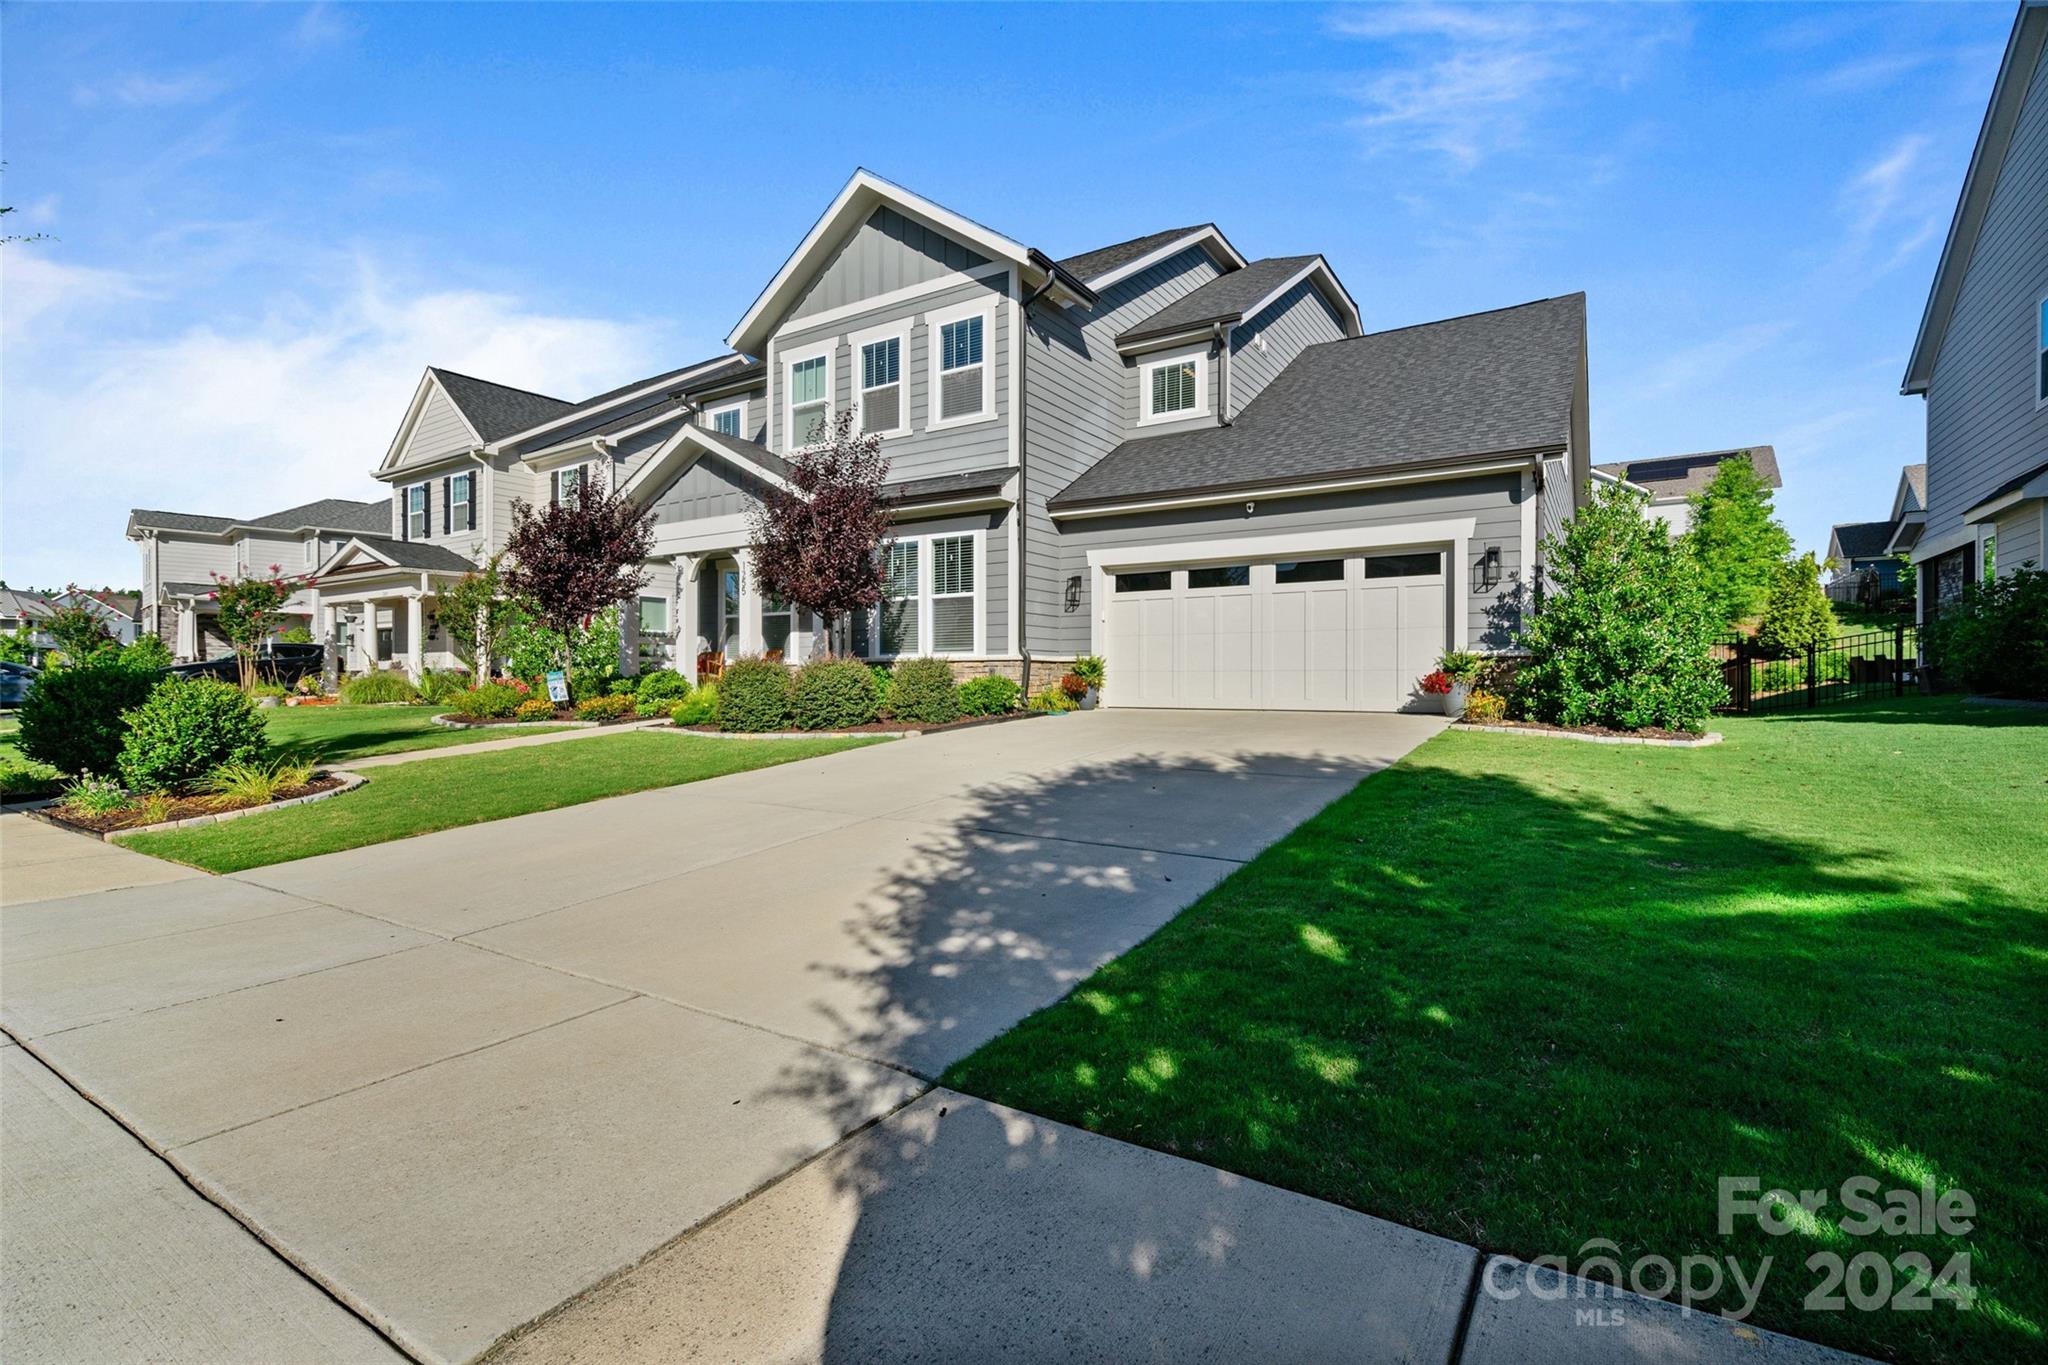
{"left": 1064, "top": 575, "right": 1083, "bottom": 613}
{"left": 1479, "top": 546, "right": 1502, "bottom": 591}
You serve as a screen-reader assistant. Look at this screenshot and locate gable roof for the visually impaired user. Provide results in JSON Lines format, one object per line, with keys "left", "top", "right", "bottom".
{"left": 726, "top": 169, "right": 1094, "bottom": 356}
{"left": 1894, "top": 463, "right": 1928, "bottom": 518}
{"left": 1593, "top": 446, "right": 1782, "bottom": 501}
{"left": 1052, "top": 293, "right": 1585, "bottom": 512}
{"left": 497, "top": 355, "right": 744, "bottom": 453}
{"left": 1056, "top": 225, "right": 1249, "bottom": 290}
{"left": 1830, "top": 520, "right": 1897, "bottom": 560}
{"left": 1903, "top": 1, "right": 2048, "bottom": 394}
{"left": 1117, "top": 255, "right": 1360, "bottom": 345}
{"left": 428, "top": 368, "right": 575, "bottom": 442}
{"left": 315, "top": 535, "right": 476, "bottom": 577}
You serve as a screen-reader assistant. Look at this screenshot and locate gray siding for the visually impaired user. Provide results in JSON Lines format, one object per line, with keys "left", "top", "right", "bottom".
{"left": 1228, "top": 279, "right": 1347, "bottom": 418}
{"left": 1923, "top": 38, "right": 2048, "bottom": 549}
{"left": 236, "top": 532, "right": 302, "bottom": 575}
{"left": 697, "top": 390, "right": 766, "bottom": 445}
{"left": 1537, "top": 457, "right": 1571, "bottom": 559}
{"left": 402, "top": 385, "right": 475, "bottom": 465}
{"left": 1019, "top": 246, "right": 1228, "bottom": 651}
{"left": 1047, "top": 473, "right": 1529, "bottom": 653}
{"left": 789, "top": 206, "right": 989, "bottom": 323}
{"left": 770, "top": 272, "right": 1014, "bottom": 483}
{"left": 650, "top": 453, "right": 769, "bottom": 525}
{"left": 875, "top": 509, "right": 1009, "bottom": 659}
{"left": 1995, "top": 502, "right": 2044, "bottom": 572}
{"left": 156, "top": 536, "right": 235, "bottom": 585}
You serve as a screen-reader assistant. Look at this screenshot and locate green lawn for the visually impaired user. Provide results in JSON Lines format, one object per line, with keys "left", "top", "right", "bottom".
{"left": 121, "top": 731, "right": 883, "bottom": 872}
{"left": 260, "top": 704, "right": 575, "bottom": 762}
{"left": 944, "top": 696, "right": 2046, "bottom": 1364}
{"left": 0, "top": 713, "right": 20, "bottom": 763}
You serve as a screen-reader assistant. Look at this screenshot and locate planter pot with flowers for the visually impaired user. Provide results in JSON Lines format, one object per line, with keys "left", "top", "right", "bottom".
{"left": 1070, "top": 655, "right": 1106, "bottom": 710}
{"left": 1421, "top": 670, "right": 1464, "bottom": 717}
{"left": 1434, "top": 650, "right": 1485, "bottom": 718}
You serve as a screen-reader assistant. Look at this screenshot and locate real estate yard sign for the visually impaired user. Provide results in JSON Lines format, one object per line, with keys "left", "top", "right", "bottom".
{"left": 545, "top": 670, "right": 569, "bottom": 704}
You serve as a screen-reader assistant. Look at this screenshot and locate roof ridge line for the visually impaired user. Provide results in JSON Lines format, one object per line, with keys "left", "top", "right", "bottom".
{"left": 428, "top": 366, "right": 571, "bottom": 406}
{"left": 1310, "top": 292, "right": 1587, "bottom": 349}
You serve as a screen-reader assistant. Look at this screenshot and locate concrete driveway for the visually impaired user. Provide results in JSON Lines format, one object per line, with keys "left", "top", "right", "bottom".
{"left": 4, "top": 710, "right": 1451, "bottom": 1363}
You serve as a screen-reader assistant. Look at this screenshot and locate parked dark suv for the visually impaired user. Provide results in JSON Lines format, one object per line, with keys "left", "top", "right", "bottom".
{"left": 165, "top": 642, "right": 326, "bottom": 687}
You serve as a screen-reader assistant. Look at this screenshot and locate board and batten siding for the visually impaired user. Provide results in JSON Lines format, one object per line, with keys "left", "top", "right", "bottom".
{"left": 650, "top": 453, "right": 769, "bottom": 525}
{"left": 770, "top": 271, "right": 1014, "bottom": 484}
{"left": 1923, "top": 36, "right": 2048, "bottom": 551}
{"left": 1048, "top": 473, "right": 1530, "bottom": 654}
{"left": 788, "top": 206, "right": 991, "bottom": 323}
{"left": 1020, "top": 246, "right": 1229, "bottom": 652}
{"left": 1228, "top": 279, "right": 1347, "bottom": 419}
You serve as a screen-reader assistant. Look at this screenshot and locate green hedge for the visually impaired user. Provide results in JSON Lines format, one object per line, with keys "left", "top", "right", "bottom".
{"left": 957, "top": 674, "right": 1019, "bottom": 717}
{"left": 792, "top": 658, "right": 879, "bottom": 730}
{"left": 450, "top": 683, "right": 525, "bottom": 719}
{"left": 888, "top": 657, "right": 961, "bottom": 724}
{"left": 17, "top": 654, "right": 158, "bottom": 776}
{"left": 717, "top": 658, "right": 793, "bottom": 732}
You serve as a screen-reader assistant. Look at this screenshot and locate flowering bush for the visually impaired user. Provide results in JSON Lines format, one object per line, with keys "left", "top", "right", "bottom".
{"left": 1059, "top": 671, "right": 1089, "bottom": 699}
{"left": 1419, "top": 670, "right": 1454, "bottom": 696}
{"left": 1463, "top": 689, "right": 1508, "bottom": 724}
{"left": 515, "top": 697, "right": 557, "bottom": 721}
{"left": 209, "top": 568, "right": 301, "bottom": 690}
{"left": 574, "top": 694, "right": 635, "bottom": 721}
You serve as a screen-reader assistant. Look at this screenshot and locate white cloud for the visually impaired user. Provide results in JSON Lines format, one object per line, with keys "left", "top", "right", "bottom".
{"left": 1, "top": 253, "right": 676, "bottom": 587}
{"left": 1839, "top": 134, "right": 1948, "bottom": 275}
{"left": 1623, "top": 320, "right": 1795, "bottom": 405}
{"left": 72, "top": 71, "right": 227, "bottom": 109}
{"left": 1326, "top": 2, "right": 1687, "bottom": 166}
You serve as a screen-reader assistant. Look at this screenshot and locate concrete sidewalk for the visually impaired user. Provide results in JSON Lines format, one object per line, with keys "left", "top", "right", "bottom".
{"left": 0, "top": 811, "right": 200, "bottom": 905}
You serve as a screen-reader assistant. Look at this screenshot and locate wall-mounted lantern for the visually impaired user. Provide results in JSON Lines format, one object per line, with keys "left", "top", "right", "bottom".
{"left": 1064, "top": 575, "right": 1083, "bottom": 613}
{"left": 1478, "top": 546, "right": 1502, "bottom": 592}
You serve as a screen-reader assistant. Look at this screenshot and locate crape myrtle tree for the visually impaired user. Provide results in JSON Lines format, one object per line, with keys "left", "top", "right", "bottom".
{"left": 437, "top": 553, "right": 520, "bottom": 684}
{"left": 209, "top": 567, "right": 300, "bottom": 691}
{"left": 1684, "top": 451, "right": 1793, "bottom": 628}
{"left": 748, "top": 407, "right": 896, "bottom": 651}
{"left": 504, "top": 475, "right": 655, "bottom": 676}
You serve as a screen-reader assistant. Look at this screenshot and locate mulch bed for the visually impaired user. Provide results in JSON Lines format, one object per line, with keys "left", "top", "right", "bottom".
{"left": 447, "top": 711, "right": 640, "bottom": 726}
{"left": 41, "top": 776, "right": 348, "bottom": 834}
{"left": 1456, "top": 717, "right": 1707, "bottom": 742}
{"left": 676, "top": 710, "right": 1043, "bottom": 737}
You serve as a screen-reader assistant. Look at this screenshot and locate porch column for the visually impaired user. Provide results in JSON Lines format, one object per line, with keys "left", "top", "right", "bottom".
{"left": 675, "top": 555, "right": 700, "bottom": 683}
{"left": 733, "top": 546, "right": 763, "bottom": 657}
{"left": 320, "top": 602, "right": 341, "bottom": 692}
{"left": 405, "top": 595, "right": 424, "bottom": 680}
{"left": 175, "top": 603, "right": 198, "bottom": 661}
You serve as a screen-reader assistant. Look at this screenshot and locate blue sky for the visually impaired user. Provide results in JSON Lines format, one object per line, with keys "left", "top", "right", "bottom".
{"left": 0, "top": 1, "right": 2015, "bottom": 590}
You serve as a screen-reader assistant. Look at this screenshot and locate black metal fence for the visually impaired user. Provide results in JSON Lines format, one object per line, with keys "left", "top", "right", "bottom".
{"left": 1713, "top": 624, "right": 1919, "bottom": 714}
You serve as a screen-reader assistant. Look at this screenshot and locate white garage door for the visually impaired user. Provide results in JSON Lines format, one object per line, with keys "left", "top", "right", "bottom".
{"left": 1105, "top": 549, "right": 1448, "bottom": 712}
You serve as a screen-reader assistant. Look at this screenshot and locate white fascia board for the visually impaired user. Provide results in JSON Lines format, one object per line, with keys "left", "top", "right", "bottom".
{"left": 520, "top": 409, "right": 687, "bottom": 467}
{"left": 379, "top": 444, "right": 489, "bottom": 483}
{"left": 729, "top": 169, "right": 1036, "bottom": 357}
{"left": 486, "top": 355, "right": 739, "bottom": 454}
{"left": 620, "top": 425, "right": 792, "bottom": 506}
{"left": 312, "top": 537, "right": 401, "bottom": 577}
{"left": 1909, "top": 523, "right": 1980, "bottom": 564}
{"left": 1084, "top": 518, "right": 1477, "bottom": 571}
{"left": 1243, "top": 257, "right": 1361, "bottom": 338}
{"left": 1082, "top": 227, "right": 1249, "bottom": 291}
{"left": 1049, "top": 457, "right": 1540, "bottom": 520}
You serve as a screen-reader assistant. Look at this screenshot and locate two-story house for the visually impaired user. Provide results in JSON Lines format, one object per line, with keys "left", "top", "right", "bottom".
{"left": 138, "top": 169, "right": 1591, "bottom": 712}
{"left": 1901, "top": 0, "right": 2048, "bottom": 611}
{"left": 1591, "top": 445, "right": 1782, "bottom": 536}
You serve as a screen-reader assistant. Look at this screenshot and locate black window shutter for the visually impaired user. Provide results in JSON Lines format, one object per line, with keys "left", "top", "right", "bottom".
{"left": 442, "top": 477, "right": 451, "bottom": 535}
{"left": 467, "top": 474, "right": 478, "bottom": 530}
{"left": 399, "top": 489, "right": 408, "bottom": 542}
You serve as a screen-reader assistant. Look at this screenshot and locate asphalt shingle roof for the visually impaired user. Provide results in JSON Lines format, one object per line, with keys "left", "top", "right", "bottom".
{"left": 887, "top": 467, "right": 1011, "bottom": 505}
{"left": 1901, "top": 463, "right": 1927, "bottom": 508}
{"left": 1831, "top": 521, "right": 1897, "bottom": 559}
{"left": 1117, "top": 256, "right": 1320, "bottom": 343}
{"left": 512, "top": 355, "right": 743, "bottom": 451}
{"left": 246, "top": 498, "right": 389, "bottom": 533}
{"left": 127, "top": 508, "right": 237, "bottom": 534}
{"left": 429, "top": 368, "right": 575, "bottom": 442}
{"left": 678, "top": 357, "right": 765, "bottom": 397}
{"left": 1052, "top": 293, "right": 1585, "bottom": 510}
{"left": 1593, "top": 446, "right": 1781, "bottom": 499}
{"left": 1056, "top": 226, "right": 1210, "bottom": 283}
{"left": 343, "top": 537, "right": 476, "bottom": 573}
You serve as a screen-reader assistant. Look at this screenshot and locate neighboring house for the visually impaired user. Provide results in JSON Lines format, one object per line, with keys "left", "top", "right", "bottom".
{"left": 1824, "top": 463, "right": 1926, "bottom": 605}
{"left": 128, "top": 169, "right": 1591, "bottom": 712}
{"left": 126, "top": 499, "right": 391, "bottom": 662}
{"left": 0, "top": 588, "right": 55, "bottom": 657}
{"left": 54, "top": 589, "right": 141, "bottom": 645}
{"left": 1901, "top": 0, "right": 2048, "bottom": 612}
{"left": 1590, "top": 445, "right": 1781, "bottom": 535}
{"left": 0, "top": 587, "right": 137, "bottom": 654}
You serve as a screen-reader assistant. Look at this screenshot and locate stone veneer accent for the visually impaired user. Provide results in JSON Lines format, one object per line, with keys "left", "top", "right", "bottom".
{"left": 939, "top": 657, "right": 1079, "bottom": 693}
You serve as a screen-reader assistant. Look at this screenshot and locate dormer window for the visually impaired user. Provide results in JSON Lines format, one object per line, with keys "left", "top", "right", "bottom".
{"left": 406, "top": 484, "right": 429, "bottom": 539}
{"left": 788, "top": 353, "right": 831, "bottom": 447}
{"left": 1138, "top": 347, "right": 1210, "bottom": 426}
{"left": 707, "top": 401, "right": 744, "bottom": 438}
{"left": 929, "top": 304, "right": 993, "bottom": 429}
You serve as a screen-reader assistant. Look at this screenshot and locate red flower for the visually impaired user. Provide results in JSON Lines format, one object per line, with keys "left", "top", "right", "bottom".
{"left": 1420, "top": 670, "right": 1454, "bottom": 695}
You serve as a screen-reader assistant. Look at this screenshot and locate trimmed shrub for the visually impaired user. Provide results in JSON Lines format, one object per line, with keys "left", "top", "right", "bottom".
{"left": 1925, "top": 566, "right": 2048, "bottom": 699}
{"left": 606, "top": 677, "right": 639, "bottom": 697}
{"left": 449, "top": 683, "right": 525, "bottom": 719}
{"left": 888, "top": 657, "right": 960, "bottom": 724}
{"left": 957, "top": 674, "right": 1020, "bottom": 717}
{"left": 575, "top": 694, "right": 635, "bottom": 721}
{"left": 120, "top": 634, "right": 174, "bottom": 671}
{"left": 1030, "top": 685, "right": 1078, "bottom": 713}
{"left": 716, "top": 657, "right": 793, "bottom": 732}
{"left": 671, "top": 682, "right": 717, "bottom": 726}
{"left": 791, "top": 657, "right": 880, "bottom": 730}
{"left": 341, "top": 671, "right": 419, "bottom": 704}
{"left": 634, "top": 669, "right": 690, "bottom": 706}
{"left": 515, "top": 697, "right": 558, "bottom": 721}
{"left": 17, "top": 653, "right": 158, "bottom": 776}
{"left": 117, "top": 677, "right": 267, "bottom": 792}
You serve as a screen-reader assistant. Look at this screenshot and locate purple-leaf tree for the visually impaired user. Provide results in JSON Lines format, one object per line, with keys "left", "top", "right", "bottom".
{"left": 748, "top": 408, "right": 896, "bottom": 648}
{"left": 505, "top": 476, "right": 655, "bottom": 673}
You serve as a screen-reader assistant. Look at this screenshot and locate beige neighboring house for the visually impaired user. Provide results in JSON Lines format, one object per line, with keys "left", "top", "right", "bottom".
{"left": 1590, "top": 445, "right": 1782, "bottom": 535}
{"left": 1900, "top": 0, "right": 2048, "bottom": 610}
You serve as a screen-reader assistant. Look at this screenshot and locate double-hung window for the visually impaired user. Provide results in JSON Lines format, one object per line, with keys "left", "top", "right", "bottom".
{"left": 879, "top": 540, "right": 920, "bottom": 655}
{"left": 448, "top": 472, "right": 475, "bottom": 532}
{"left": 933, "top": 309, "right": 989, "bottom": 425}
{"left": 858, "top": 333, "right": 905, "bottom": 435}
{"left": 551, "top": 465, "right": 584, "bottom": 506}
{"left": 928, "top": 535, "right": 976, "bottom": 653}
{"left": 1139, "top": 347, "right": 1208, "bottom": 425}
{"left": 788, "top": 353, "right": 830, "bottom": 447}
{"left": 406, "top": 483, "right": 429, "bottom": 539}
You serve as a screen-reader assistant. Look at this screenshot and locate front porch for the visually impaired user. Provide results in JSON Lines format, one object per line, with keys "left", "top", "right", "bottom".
{"left": 310, "top": 537, "right": 476, "bottom": 679}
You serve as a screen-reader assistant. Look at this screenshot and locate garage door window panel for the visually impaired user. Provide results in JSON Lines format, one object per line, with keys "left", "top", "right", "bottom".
{"left": 1188, "top": 564, "right": 1251, "bottom": 589}
{"left": 1275, "top": 559, "right": 1344, "bottom": 585}
{"left": 1115, "top": 571, "right": 1172, "bottom": 593}
{"left": 1364, "top": 552, "right": 1443, "bottom": 578}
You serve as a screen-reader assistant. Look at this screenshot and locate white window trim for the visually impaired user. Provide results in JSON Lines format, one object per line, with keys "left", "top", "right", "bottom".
{"left": 704, "top": 398, "right": 747, "bottom": 439}
{"left": 450, "top": 472, "right": 474, "bottom": 532}
{"left": 2036, "top": 291, "right": 2047, "bottom": 411}
{"left": 1137, "top": 345, "right": 1211, "bottom": 427}
{"left": 925, "top": 301, "right": 997, "bottom": 432}
{"left": 782, "top": 345, "right": 835, "bottom": 452}
{"left": 406, "top": 483, "right": 430, "bottom": 539}
{"left": 850, "top": 320, "right": 912, "bottom": 440}
{"left": 862, "top": 527, "right": 987, "bottom": 660}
